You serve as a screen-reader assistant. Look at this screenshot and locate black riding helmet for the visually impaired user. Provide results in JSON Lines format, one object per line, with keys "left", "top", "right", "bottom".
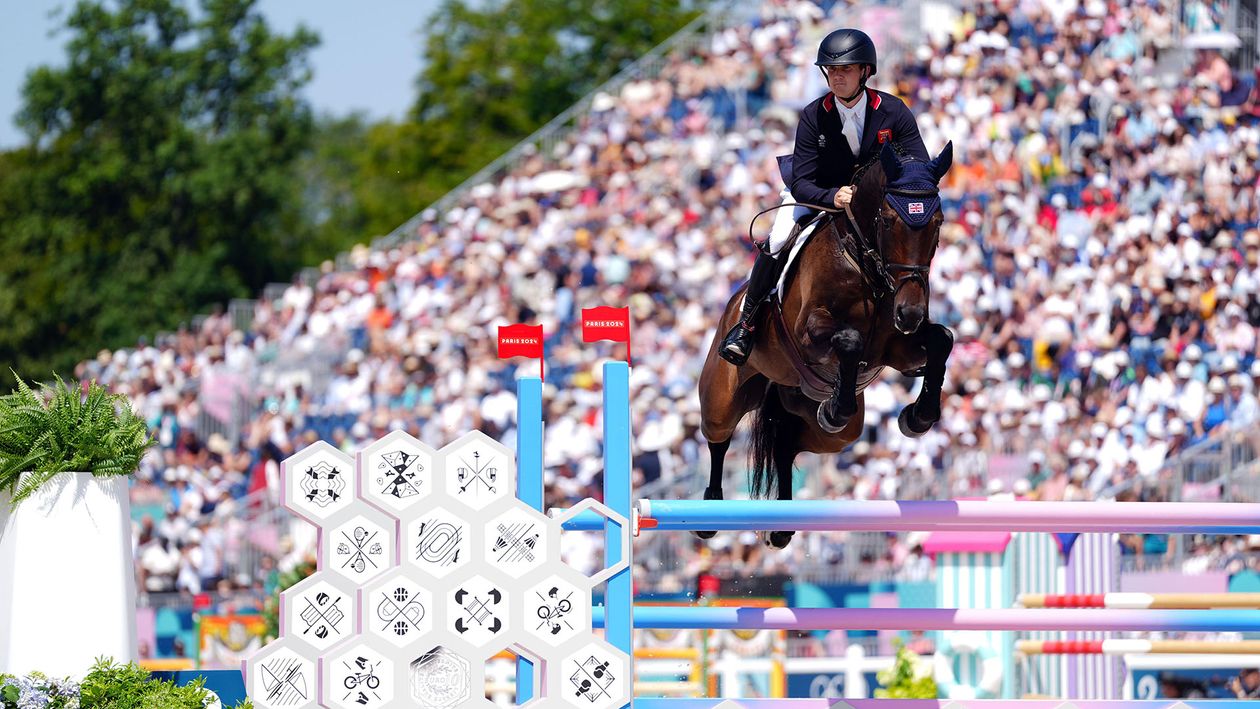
{"left": 816, "top": 28, "right": 877, "bottom": 101}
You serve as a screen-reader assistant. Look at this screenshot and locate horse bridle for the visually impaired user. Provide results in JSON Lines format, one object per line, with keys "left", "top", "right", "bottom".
{"left": 863, "top": 184, "right": 938, "bottom": 299}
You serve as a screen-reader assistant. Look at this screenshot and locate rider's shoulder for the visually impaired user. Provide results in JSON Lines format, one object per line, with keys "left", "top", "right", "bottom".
{"left": 869, "top": 88, "right": 911, "bottom": 113}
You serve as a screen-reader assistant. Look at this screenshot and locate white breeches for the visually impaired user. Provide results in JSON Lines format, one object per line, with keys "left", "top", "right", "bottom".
{"left": 767, "top": 187, "right": 816, "bottom": 256}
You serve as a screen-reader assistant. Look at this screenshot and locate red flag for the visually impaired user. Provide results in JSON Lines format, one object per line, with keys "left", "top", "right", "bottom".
{"left": 581, "top": 306, "right": 630, "bottom": 342}
{"left": 581, "top": 306, "right": 632, "bottom": 365}
{"left": 497, "top": 324, "right": 545, "bottom": 380}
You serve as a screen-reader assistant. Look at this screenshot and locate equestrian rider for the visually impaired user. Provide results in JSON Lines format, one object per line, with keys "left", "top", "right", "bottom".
{"left": 719, "top": 28, "right": 930, "bottom": 366}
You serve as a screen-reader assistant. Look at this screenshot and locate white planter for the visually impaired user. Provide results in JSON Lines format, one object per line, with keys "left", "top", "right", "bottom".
{"left": 0, "top": 472, "right": 137, "bottom": 677}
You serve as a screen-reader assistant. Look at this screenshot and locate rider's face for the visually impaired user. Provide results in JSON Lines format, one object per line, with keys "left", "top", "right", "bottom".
{"left": 824, "top": 64, "right": 863, "bottom": 99}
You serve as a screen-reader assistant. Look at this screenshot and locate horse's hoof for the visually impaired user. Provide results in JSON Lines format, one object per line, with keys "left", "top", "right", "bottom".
{"left": 898, "top": 405, "right": 935, "bottom": 438}
{"left": 817, "top": 402, "right": 849, "bottom": 434}
{"left": 694, "top": 487, "right": 724, "bottom": 540}
{"left": 761, "top": 530, "right": 795, "bottom": 549}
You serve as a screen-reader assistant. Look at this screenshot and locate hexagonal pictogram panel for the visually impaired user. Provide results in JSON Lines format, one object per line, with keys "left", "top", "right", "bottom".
{"left": 556, "top": 499, "right": 631, "bottom": 586}
{"left": 445, "top": 574, "right": 511, "bottom": 650}
{"left": 358, "top": 430, "right": 436, "bottom": 517}
{"left": 320, "top": 639, "right": 397, "bottom": 709}
{"left": 409, "top": 645, "right": 474, "bottom": 708}
{"left": 361, "top": 568, "right": 436, "bottom": 648}
{"left": 484, "top": 502, "right": 553, "bottom": 579}
{"left": 520, "top": 572, "right": 591, "bottom": 649}
{"left": 323, "top": 509, "right": 396, "bottom": 586}
{"left": 554, "top": 639, "right": 632, "bottom": 709}
{"left": 282, "top": 574, "right": 357, "bottom": 654}
{"left": 403, "top": 505, "right": 474, "bottom": 579}
{"left": 439, "top": 430, "right": 514, "bottom": 511}
{"left": 484, "top": 644, "right": 545, "bottom": 707}
{"left": 282, "top": 441, "right": 355, "bottom": 525}
{"left": 246, "top": 638, "right": 318, "bottom": 709}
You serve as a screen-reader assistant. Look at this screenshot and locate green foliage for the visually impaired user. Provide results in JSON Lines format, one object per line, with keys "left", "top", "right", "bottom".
{"left": 0, "top": 0, "right": 706, "bottom": 380}
{"left": 262, "top": 557, "right": 317, "bottom": 641}
{"left": 875, "top": 639, "right": 938, "bottom": 699}
{"left": 0, "top": 373, "right": 155, "bottom": 508}
{"left": 0, "top": 0, "right": 319, "bottom": 385}
{"left": 1, "top": 658, "right": 253, "bottom": 708}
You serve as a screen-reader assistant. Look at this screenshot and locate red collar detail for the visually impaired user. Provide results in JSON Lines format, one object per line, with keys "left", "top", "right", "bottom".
{"left": 825, "top": 90, "right": 879, "bottom": 113}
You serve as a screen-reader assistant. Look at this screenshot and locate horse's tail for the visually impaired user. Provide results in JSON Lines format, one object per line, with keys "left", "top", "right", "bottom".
{"left": 749, "top": 383, "right": 782, "bottom": 499}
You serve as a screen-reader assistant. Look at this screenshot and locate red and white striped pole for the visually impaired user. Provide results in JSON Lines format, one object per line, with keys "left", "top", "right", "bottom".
{"left": 1018, "top": 593, "right": 1260, "bottom": 609}
{"left": 1018, "top": 639, "right": 1260, "bottom": 655}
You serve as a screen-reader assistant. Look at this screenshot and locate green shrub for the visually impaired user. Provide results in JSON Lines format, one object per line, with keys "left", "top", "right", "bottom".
{"left": 0, "top": 373, "right": 155, "bottom": 508}
{"left": 1, "top": 659, "right": 254, "bottom": 709}
{"left": 875, "top": 639, "right": 938, "bottom": 699}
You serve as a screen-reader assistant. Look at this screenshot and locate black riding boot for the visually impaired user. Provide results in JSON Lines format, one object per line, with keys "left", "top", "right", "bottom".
{"left": 720, "top": 252, "right": 782, "bottom": 366}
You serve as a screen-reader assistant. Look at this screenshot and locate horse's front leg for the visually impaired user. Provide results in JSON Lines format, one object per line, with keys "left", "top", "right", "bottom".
{"left": 888, "top": 322, "right": 953, "bottom": 437}
{"left": 817, "top": 326, "right": 862, "bottom": 434}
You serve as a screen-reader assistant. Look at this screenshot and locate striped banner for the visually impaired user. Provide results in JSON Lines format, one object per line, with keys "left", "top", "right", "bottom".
{"left": 936, "top": 550, "right": 1012, "bottom": 698}
{"left": 1066, "top": 533, "right": 1121, "bottom": 699}
{"left": 1012, "top": 532, "right": 1065, "bottom": 698}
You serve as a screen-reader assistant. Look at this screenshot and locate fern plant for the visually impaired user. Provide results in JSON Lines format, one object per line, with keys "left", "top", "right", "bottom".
{"left": 0, "top": 372, "right": 155, "bottom": 508}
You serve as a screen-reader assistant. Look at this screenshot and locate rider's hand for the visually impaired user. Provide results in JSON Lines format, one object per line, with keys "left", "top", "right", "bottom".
{"left": 834, "top": 186, "right": 855, "bottom": 209}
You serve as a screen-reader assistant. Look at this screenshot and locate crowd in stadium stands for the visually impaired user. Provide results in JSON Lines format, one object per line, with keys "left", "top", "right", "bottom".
{"left": 75, "top": 0, "right": 1260, "bottom": 650}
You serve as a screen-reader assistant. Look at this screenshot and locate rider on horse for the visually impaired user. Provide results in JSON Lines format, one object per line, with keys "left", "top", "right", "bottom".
{"left": 719, "top": 28, "right": 931, "bottom": 366}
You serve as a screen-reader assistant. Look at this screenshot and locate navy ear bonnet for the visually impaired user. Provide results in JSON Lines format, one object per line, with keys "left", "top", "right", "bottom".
{"left": 884, "top": 161, "right": 941, "bottom": 229}
{"left": 880, "top": 141, "right": 952, "bottom": 229}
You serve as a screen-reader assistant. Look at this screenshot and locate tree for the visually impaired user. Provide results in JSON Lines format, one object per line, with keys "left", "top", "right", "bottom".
{"left": 0, "top": 0, "right": 318, "bottom": 382}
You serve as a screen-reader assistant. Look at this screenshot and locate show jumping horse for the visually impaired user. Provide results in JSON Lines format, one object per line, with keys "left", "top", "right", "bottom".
{"left": 697, "top": 141, "right": 955, "bottom": 549}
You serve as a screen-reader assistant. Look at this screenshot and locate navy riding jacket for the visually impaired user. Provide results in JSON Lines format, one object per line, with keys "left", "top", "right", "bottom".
{"left": 781, "top": 88, "right": 929, "bottom": 209}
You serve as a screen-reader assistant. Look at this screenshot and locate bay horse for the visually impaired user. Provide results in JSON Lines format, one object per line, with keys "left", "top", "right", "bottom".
{"left": 697, "top": 141, "right": 955, "bottom": 549}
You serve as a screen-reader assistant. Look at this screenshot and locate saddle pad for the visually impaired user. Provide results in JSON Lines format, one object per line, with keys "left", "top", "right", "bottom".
{"left": 774, "top": 218, "right": 823, "bottom": 304}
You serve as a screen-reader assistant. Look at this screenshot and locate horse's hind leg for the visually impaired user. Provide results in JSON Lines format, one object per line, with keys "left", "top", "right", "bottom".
{"left": 897, "top": 323, "right": 954, "bottom": 437}
{"left": 694, "top": 438, "right": 730, "bottom": 540}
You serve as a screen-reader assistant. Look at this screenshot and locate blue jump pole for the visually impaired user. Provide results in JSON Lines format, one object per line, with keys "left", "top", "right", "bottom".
{"left": 514, "top": 375, "right": 543, "bottom": 703}
{"left": 602, "top": 361, "right": 633, "bottom": 709}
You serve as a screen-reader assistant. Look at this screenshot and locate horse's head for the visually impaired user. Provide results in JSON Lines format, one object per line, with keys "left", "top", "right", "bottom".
{"left": 864, "top": 141, "right": 953, "bottom": 334}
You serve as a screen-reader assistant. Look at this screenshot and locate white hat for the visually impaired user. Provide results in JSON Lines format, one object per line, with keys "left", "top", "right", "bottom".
{"left": 1176, "top": 362, "right": 1194, "bottom": 378}
{"left": 1209, "top": 377, "right": 1227, "bottom": 394}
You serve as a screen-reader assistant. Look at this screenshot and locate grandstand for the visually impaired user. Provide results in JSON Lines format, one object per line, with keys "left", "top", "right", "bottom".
{"left": 100, "top": 0, "right": 1260, "bottom": 677}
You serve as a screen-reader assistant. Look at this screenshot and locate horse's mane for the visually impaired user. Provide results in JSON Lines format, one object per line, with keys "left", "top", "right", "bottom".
{"left": 847, "top": 155, "right": 887, "bottom": 228}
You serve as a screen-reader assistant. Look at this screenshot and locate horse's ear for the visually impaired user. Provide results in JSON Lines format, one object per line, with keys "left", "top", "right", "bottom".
{"left": 930, "top": 141, "right": 954, "bottom": 182}
{"left": 879, "top": 142, "right": 901, "bottom": 182}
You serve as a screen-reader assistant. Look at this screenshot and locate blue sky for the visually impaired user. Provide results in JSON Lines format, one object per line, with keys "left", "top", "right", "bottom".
{"left": 0, "top": 0, "right": 439, "bottom": 148}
